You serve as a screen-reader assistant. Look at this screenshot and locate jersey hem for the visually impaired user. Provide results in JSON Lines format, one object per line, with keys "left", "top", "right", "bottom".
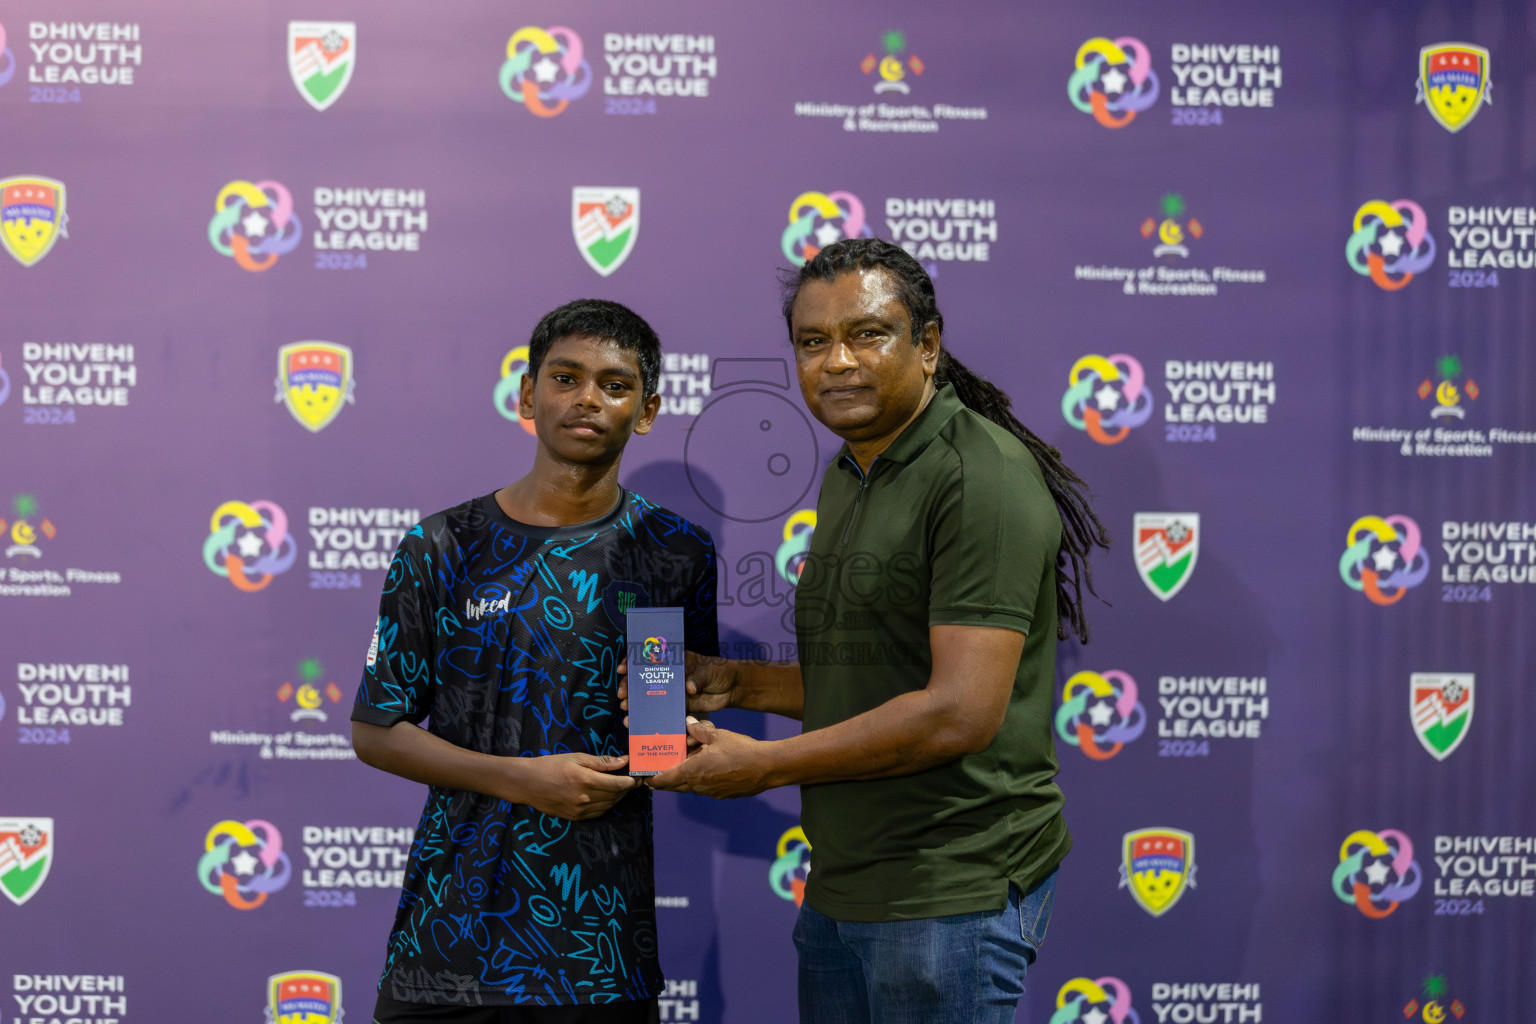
{"left": 378, "top": 975, "right": 664, "bottom": 1007}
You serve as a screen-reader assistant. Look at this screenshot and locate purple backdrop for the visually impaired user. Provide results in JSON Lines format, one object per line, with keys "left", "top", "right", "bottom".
{"left": 2, "top": 1, "right": 1533, "bottom": 1022}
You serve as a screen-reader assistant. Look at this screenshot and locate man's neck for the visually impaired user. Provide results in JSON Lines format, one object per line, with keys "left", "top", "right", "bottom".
{"left": 496, "top": 451, "right": 625, "bottom": 527}
{"left": 845, "top": 379, "right": 938, "bottom": 473}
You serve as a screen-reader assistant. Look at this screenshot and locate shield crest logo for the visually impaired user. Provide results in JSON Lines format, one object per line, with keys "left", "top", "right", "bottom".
{"left": 602, "top": 580, "right": 648, "bottom": 629}
{"left": 1120, "top": 827, "right": 1195, "bottom": 916}
{"left": 1134, "top": 513, "right": 1199, "bottom": 601}
{"left": 1, "top": 177, "right": 67, "bottom": 268}
{"left": 1411, "top": 673, "right": 1474, "bottom": 761}
{"left": 276, "top": 342, "right": 355, "bottom": 432}
{"left": 0, "top": 817, "right": 53, "bottom": 906}
{"left": 1417, "top": 44, "right": 1490, "bottom": 133}
{"left": 267, "top": 971, "right": 342, "bottom": 1024}
{"left": 289, "top": 22, "right": 356, "bottom": 112}
{"left": 572, "top": 187, "right": 639, "bottom": 276}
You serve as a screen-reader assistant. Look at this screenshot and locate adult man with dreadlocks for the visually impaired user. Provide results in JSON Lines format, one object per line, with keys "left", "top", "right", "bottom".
{"left": 642, "top": 238, "right": 1110, "bottom": 1024}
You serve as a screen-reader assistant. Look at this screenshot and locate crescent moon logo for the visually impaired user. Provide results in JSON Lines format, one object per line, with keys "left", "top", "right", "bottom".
{"left": 1422, "top": 1000, "right": 1445, "bottom": 1024}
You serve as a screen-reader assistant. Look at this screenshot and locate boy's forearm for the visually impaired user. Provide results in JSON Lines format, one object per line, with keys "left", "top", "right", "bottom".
{"left": 352, "top": 720, "right": 521, "bottom": 802}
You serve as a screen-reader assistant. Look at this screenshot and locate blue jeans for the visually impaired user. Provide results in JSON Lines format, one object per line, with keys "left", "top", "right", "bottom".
{"left": 793, "top": 870, "right": 1057, "bottom": 1024}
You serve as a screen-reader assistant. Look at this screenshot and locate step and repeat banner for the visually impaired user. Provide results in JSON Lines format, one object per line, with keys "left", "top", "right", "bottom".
{"left": 2, "top": 1, "right": 1533, "bottom": 1022}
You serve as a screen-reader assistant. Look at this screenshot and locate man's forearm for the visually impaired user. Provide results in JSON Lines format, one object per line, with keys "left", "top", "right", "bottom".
{"left": 757, "top": 685, "right": 993, "bottom": 787}
{"left": 732, "top": 660, "right": 806, "bottom": 720}
{"left": 665, "top": 625, "right": 1021, "bottom": 797}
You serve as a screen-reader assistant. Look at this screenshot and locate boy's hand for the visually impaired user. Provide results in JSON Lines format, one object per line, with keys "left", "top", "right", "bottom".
{"left": 507, "top": 753, "right": 638, "bottom": 820}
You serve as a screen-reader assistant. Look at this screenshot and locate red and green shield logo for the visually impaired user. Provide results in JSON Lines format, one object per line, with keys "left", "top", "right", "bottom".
{"left": 288, "top": 21, "right": 356, "bottom": 112}
{"left": 572, "top": 187, "right": 639, "bottom": 276}
{"left": 1411, "top": 673, "right": 1473, "bottom": 761}
{"left": 0, "top": 817, "right": 53, "bottom": 905}
{"left": 1134, "top": 513, "right": 1199, "bottom": 601}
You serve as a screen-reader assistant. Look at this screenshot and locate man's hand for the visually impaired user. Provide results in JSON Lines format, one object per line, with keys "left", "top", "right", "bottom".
{"left": 617, "top": 651, "right": 737, "bottom": 719}
{"left": 646, "top": 720, "right": 774, "bottom": 798}
{"left": 682, "top": 652, "right": 737, "bottom": 715}
{"left": 505, "top": 753, "right": 639, "bottom": 820}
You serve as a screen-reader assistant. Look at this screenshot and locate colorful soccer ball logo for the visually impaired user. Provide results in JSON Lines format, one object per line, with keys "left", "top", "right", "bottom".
{"left": 1055, "top": 670, "right": 1146, "bottom": 760}
{"left": 775, "top": 510, "right": 816, "bottom": 585}
{"left": 0, "top": 22, "right": 15, "bottom": 87}
{"left": 203, "top": 500, "right": 298, "bottom": 592}
{"left": 1334, "top": 828, "right": 1421, "bottom": 918}
{"left": 1339, "top": 514, "right": 1430, "bottom": 605}
{"left": 643, "top": 636, "right": 668, "bottom": 664}
{"left": 208, "top": 180, "right": 302, "bottom": 272}
{"left": 1346, "top": 200, "right": 1435, "bottom": 291}
{"left": 494, "top": 346, "right": 538, "bottom": 435}
{"left": 1052, "top": 976, "right": 1139, "bottom": 1024}
{"left": 782, "top": 191, "right": 871, "bottom": 266}
{"left": 500, "top": 26, "right": 591, "bottom": 117}
{"left": 769, "top": 827, "right": 812, "bottom": 906}
{"left": 198, "top": 819, "right": 292, "bottom": 910}
{"left": 1062, "top": 354, "right": 1154, "bottom": 445}
{"left": 1070, "top": 37, "right": 1159, "bottom": 128}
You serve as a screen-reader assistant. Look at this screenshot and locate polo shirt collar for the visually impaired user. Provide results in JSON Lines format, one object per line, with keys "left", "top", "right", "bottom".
{"left": 836, "top": 381, "right": 964, "bottom": 470}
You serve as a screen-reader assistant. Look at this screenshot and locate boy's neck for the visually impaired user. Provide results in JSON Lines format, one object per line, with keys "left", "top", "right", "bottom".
{"left": 495, "top": 449, "right": 625, "bottom": 527}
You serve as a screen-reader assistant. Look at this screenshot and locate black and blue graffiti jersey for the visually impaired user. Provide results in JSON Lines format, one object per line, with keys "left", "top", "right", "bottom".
{"left": 352, "top": 490, "right": 718, "bottom": 1007}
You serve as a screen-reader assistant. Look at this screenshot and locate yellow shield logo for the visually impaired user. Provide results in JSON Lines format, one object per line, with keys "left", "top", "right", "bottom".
{"left": 267, "top": 970, "right": 342, "bottom": 1024}
{"left": 1121, "top": 827, "right": 1195, "bottom": 916}
{"left": 1, "top": 176, "right": 67, "bottom": 267}
{"left": 276, "top": 342, "right": 354, "bottom": 432}
{"left": 1418, "top": 44, "right": 1490, "bottom": 133}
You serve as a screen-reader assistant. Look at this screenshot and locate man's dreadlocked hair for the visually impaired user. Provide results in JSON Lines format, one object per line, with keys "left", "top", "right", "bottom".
{"left": 782, "top": 238, "right": 1111, "bottom": 642}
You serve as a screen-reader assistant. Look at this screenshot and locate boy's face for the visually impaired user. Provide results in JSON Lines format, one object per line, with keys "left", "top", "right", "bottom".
{"left": 519, "top": 334, "right": 659, "bottom": 466}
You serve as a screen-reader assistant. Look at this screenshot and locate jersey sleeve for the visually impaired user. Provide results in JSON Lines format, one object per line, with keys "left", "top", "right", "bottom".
{"left": 927, "top": 448, "right": 1058, "bottom": 636}
{"left": 683, "top": 535, "right": 721, "bottom": 658}
{"left": 352, "top": 531, "right": 439, "bottom": 726}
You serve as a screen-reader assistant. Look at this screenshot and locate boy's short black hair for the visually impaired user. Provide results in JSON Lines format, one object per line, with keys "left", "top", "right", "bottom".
{"left": 526, "top": 299, "right": 662, "bottom": 399}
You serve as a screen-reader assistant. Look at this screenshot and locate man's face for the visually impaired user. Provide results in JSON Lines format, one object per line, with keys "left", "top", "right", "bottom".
{"left": 519, "top": 334, "right": 659, "bottom": 465}
{"left": 789, "top": 268, "right": 938, "bottom": 445}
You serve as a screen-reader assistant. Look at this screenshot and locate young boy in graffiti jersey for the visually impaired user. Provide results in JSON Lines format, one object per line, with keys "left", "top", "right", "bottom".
{"left": 352, "top": 299, "right": 719, "bottom": 1024}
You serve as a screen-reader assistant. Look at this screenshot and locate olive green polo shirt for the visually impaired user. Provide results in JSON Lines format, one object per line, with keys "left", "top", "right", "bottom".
{"left": 794, "top": 382, "right": 1071, "bottom": 922}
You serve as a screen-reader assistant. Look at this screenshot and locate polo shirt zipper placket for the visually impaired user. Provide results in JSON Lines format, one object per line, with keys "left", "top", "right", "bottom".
{"left": 839, "top": 455, "right": 877, "bottom": 547}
